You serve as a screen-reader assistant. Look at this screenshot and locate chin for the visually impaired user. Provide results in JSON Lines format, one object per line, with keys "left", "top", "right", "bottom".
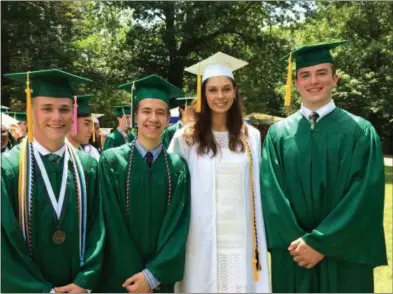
{"left": 212, "top": 108, "right": 230, "bottom": 114}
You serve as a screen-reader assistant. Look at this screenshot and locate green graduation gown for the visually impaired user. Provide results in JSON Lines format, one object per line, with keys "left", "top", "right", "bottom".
{"left": 162, "top": 121, "right": 182, "bottom": 149}
{"left": 261, "top": 108, "right": 387, "bottom": 293}
{"left": 95, "top": 143, "right": 190, "bottom": 293}
{"left": 102, "top": 129, "right": 134, "bottom": 151}
{"left": 1, "top": 145, "right": 105, "bottom": 292}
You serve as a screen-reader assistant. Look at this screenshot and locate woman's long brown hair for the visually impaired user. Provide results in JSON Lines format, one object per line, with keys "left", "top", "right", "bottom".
{"left": 184, "top": 77, "right": 245, "bottom": 156}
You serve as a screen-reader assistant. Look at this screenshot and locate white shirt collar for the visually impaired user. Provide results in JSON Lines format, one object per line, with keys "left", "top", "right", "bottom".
{"left": 300, "top": 100, "right": 336, "bottom": 122}
{"left": 33, "top": 139, "right": 66, "bottom": 157}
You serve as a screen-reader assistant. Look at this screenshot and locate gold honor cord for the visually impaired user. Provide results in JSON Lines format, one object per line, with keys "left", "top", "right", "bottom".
{"left": 241, "top": 130, "right": 261, "bottom": 281}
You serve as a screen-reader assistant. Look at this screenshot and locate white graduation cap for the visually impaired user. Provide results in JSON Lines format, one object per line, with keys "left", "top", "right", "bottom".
{"left": 185, "top": 52, "right": 248, "bottom": 82}
{"left": 91, "top": 113, "right": 105, "bottom": 124}
{"left": 184, "top": 52, "right": 248, "bottom": 112}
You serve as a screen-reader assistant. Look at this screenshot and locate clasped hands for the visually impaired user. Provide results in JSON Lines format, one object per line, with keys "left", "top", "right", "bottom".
{"left": 288, "top": 238, "right": 324, "bottom": 269}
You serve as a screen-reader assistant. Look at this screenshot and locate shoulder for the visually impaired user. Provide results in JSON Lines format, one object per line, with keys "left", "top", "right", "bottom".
{"left": 335, "top": 108, "right": 374, "bottom": 132}
{"left": 100, "top": 143, "right": 131, "bottom": 167}
{"left": 246, "top": 124, "right": 261, "bottom": 140}
{"left": 1, "top": 145, "right": 21, "bottom": 178}
{"left": 268, "top": 111, "right": 302, "bottom": 138}
{"left": 166, "top": 151, "right": 189, "bottom": 174}
{"left": 74, "top": 148, "right": 98, "bottom": 172}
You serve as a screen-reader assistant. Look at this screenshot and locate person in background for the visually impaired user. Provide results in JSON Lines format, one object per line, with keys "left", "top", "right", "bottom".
{"left": 102, "top": 105, "right": 134, "bottom": 150}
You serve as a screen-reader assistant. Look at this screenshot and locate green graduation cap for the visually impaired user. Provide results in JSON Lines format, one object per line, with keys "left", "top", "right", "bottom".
{"left": 4, "top": 69, "right": 92, "bottom": 99}
{"left": 118, "top": 74, "right": 184, "bottom": 106}
{"left": 1, "top": 105, "right": 10, "bottom": 113}
{"left": 7, "top": 111, "right": 27, "bottom": 121}
{"left": 282, "top": 40, "right": 347, "bottom": 106}
{"left": 76, "top": 94, "right": 93, "bottom": 116}
{"left": 114, "top": 105, "right": 132, "bottom": 117}
{"left": 3, "top": 69, "right": 93, "bottom": 142}
{"left": 174, "top": 96, "right": 196, "bottom": 108}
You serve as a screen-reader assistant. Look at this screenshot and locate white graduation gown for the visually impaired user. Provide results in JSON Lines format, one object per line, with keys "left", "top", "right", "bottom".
{"left": 168, "top": 125, "right": 270, "bottom": 293}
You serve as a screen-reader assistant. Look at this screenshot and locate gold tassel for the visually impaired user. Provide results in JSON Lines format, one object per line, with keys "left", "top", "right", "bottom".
{"left": 284, "top": 53, "right": 293, "bottom": 107}
{"left": 25, "top": 72, "right": 33, "bottom": 142}
{"left": 91, "top": 116, "right": 95, "bottom": 142}
{"left": 196, "top": 63, "right": 202, "bottom": 113}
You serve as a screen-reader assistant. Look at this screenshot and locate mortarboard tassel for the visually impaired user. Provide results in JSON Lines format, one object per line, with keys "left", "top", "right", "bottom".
{"left": 91, "top": 115, "right": 95, "bottom": 142}
{"left": 25, "top": 72, "right": 34, "bottom": 142}
{"left": 72, "top": 96, "right": 78, "bottom": 136}
{"left": 284, "top": 53, "right": 293, "bottom": 107}
{"left": 196, "top": 63, "right": 202, "bottom": 113}
{"left": 131, "top": 82, "right": 136, "bottom": 128}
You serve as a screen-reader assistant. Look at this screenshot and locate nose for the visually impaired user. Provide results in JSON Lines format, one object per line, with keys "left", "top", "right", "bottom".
{"left": 147, "top": 112, "right": 158, "bottom": 122}
{"left": 310, "top": 73, "right": 318, "bottom": 85}
{"left": 217, "top": 89, "right": 225, "bottom": 99}
{"left": 51, "top": 109, "right": 62, "bottom": 121}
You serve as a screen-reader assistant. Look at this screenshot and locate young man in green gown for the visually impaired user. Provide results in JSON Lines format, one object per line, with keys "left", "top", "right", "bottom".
{"left": 102, "top": 105, "right": 134, "bottom": 150}
{"left": 96, "top": 74, "right": 190, "bottom": 293}
{"left": 1, "top": 69, "right": 105, "bottom": 293}
{"left": 261, "top": 41, "right": 387, "bottom": 293}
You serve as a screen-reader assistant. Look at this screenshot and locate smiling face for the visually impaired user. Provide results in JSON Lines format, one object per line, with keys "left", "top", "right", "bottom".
{"left": 204, "top": 76, "right": 236, "bottom": 115}
{"left": 296, "top": 63, "right": 339, "bottom": 109}
{"left": 32, "top": 96, "right": 73, "bottom": 145}
{"left": 135, "top": 98, "right": 170, "bottom": 144}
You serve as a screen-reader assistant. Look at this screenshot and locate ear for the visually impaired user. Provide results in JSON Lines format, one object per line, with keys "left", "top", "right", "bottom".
{"left": 332, "top": 74, "right": 340, "bottom": 86}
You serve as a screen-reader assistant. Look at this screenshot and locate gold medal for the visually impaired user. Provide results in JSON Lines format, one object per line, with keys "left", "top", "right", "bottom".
{"left": 52, "top": 230, "right": 66, "bottom": 244}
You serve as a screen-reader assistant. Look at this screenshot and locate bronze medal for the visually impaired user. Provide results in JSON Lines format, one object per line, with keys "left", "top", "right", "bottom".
{"left": 52, "top": 230, "right": 66, "bottom": 244}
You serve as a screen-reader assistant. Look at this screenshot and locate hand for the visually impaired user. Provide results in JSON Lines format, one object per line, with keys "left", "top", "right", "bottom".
{"left": 288, "top": 238, "right": 324, "bottom": 269}
{"left": 54, "top": 283, "right": 88, "bottom": 293}
{"left": 122, "top": 272, "right": 152, "bottom": 293}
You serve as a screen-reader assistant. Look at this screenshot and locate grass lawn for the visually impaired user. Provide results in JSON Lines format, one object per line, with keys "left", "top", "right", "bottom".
{"left": 374, "top": 166, "right": 393, "bottom": 293}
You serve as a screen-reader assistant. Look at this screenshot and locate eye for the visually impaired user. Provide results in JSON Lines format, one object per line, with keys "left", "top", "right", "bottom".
{"left": 60, "top": 108, "right": 72, "bottom": 114}
{"left": 208, "top": 88, "right": 217, "bottom": 93}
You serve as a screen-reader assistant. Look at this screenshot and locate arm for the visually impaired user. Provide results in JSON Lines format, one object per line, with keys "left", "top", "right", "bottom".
{"left": 260, "top": 128, "right": 306, "bottom": 249}
{"left": 146, "top": 163, "right": 191, "bottom": 284}
{"left": 301, "top": 124, "right": 387, "bottom": 266}
{"left": 1, "top": 177, "right": 53, "bottom": 293}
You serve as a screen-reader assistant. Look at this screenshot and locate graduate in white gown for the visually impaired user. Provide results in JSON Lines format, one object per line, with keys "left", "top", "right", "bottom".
{"left": 169, "top": 52, "right": 270, "bottom": 293}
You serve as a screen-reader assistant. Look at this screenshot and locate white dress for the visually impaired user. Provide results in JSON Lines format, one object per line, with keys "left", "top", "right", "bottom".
{"left": 168, "top": 125, "right": 270, "bottom": 293}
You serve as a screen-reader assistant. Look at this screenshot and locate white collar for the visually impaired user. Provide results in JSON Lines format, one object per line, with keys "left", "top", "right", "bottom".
{"left": 33, "top": 139, "right": 66, "bottom": 157}
{"left": 300, "top": 100, "right": 336, "bottom": 122}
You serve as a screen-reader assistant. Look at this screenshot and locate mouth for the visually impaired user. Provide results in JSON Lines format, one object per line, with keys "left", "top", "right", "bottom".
{"left": 306, "top": 87, "right": 323, "bottom": 94}
{"left": 47, "top": 125, "right": 66, "bottom": 130}
{"left": 214, "top": 101, "right": 229, "bottom": 108}
{"left": 144, "top": 125, "right": 160, "bottom": 131}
